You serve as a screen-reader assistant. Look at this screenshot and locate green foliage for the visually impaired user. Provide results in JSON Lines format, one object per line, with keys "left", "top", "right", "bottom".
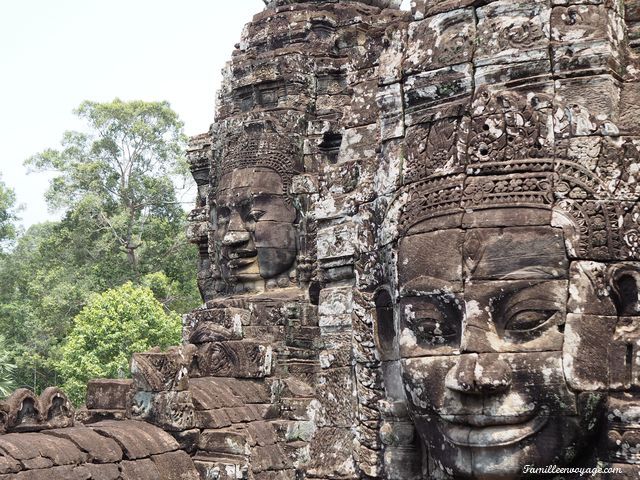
{"left": 0, "top": 222, "right": 96, "bottom": 391}
{"left": 0, "top": 99, "right": 200, "bottom": 395}
{"left": 0, "top": 335, "right": 16, "bottom": 398}
{"left": 26, "top": 99, "right": 188, "bottom": 208}
{"left": 58, "top": 282, "right": 181, "bottom": 404}
{"left": 25, "top": 98, "right": 190, "bottom": 278}
{"left": 0, "top": 176, "right": 19, "bottom": 250}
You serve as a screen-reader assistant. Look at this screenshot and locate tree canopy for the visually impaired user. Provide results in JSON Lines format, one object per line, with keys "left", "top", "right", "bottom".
{"left": 0, "top": 176, "right": 19, "bottom": 250}
{"left": 0, "top": 99, "right": 200, "bottom": 398}
{"left": 57, "top": 282, "right": 181, "bottom": 404}
{"left": 26, "top": 99, "right": 190, "bottom": 277}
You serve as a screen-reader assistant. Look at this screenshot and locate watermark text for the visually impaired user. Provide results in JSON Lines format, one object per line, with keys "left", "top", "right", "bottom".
{"left": 523, "top": 465, "right": 622, "bottom": 477}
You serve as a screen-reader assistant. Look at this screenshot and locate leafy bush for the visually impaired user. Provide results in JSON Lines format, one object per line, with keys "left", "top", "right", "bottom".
{"left": 58, "top": 282, "right": 181, "bottom": 404}
{"left": 0, "top": 335, "right": 16, "bottom": 398}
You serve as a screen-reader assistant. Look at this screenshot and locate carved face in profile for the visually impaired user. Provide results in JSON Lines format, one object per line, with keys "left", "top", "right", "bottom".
{"left": 387, "top": 219, "right": 607, "bottom": 479}
{"left": 213, "top": 167, "right": 297, "bottom": 283}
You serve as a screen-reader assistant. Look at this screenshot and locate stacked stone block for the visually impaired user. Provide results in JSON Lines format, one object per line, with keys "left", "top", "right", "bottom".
{"left": 4, "top": 1, "right": 640, "bottom": 479}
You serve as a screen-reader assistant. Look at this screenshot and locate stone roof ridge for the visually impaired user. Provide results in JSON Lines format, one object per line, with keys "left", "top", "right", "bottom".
{"left": 0, "top": 418, "right": 200, "bottom": 478}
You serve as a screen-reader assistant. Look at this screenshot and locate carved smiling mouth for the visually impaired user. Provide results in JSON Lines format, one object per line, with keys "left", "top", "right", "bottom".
{"left": 438, "top": 407, "right": 549, "bottom": 447}
{"left": 225, "top": 249, "right": 258, "bottom": 269}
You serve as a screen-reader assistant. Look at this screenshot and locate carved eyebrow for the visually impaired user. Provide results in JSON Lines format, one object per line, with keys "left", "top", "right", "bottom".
{"left": 403, "top": 275, "right": 462, "bottom": 294}
{"left": 252, "top": 192, "right": 285, "bottom": 199}
{"left": 499, "top": 266, "right": 565, "bottom": 280}
{"left": 223, "top": 197, "right": 252, "bottom": 208}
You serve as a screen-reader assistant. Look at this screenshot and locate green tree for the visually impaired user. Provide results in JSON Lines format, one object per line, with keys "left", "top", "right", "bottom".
{"left": 0, "top": 99, "right": 200, "bottom": 393}
{"left": 0, "top": 222, "right": 94, "bottom": 391}
{"left": 25, "top": 99, "right": 190, "bottom": 278}
{"left": 57, "top": 282, "right": 181, "bottom": 404}
{"left": 0, "top": 335, "right": 16, "bottom": 398}
{"left": 0, "top": 176, "right": 19, "bottom": 249}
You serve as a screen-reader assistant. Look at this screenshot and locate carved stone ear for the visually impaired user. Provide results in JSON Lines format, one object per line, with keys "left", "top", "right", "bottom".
{"left": 607, "top": 263, "right": 640, "bottom": 391}
{"left": 608, "top": 264, "right": 640, "bottom": 316}
{"left": 374, "top": 289, "right": 396, "bottom": 361}
{"left": 379, "top": 400, "right": 422, "bottom": 480}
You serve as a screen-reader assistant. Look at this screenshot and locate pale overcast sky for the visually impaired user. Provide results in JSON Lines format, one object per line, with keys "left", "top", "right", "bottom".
{"left": 0, "top": 0, "right": 258, "bottom": 227}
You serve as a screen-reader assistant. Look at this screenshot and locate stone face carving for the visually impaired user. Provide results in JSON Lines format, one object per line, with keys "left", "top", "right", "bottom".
{"left": 178, "top": 1, "right": 640, "bottom": 478}
{"left": 387, "top": 218, "right": 605, "bottom": 478}
{"left": 205, "top": 124, "right": 304, "bottom": 294}
{"left": 214, "top": 166, "right": 297, "bottom": 283}
{"left": 365, "top": 1, "right": 639, "bottom": 476}
{"left": 3, "top": 1, "right": 640, "bottom": 479}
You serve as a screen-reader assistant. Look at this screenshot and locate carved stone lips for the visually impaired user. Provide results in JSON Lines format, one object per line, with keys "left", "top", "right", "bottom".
{"left": 439, "top": 408, "right": 549, "bottom": 447}
{"left": 226, "top": 249, "right": 258, "bottom": 268}
{"left": 227, "top": 248, "right": 257, "bottom": 259}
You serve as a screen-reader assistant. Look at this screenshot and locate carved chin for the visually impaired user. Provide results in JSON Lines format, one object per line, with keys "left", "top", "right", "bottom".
{"left": 256, "top": 249, "right": 296, "bottom": 279}
{"left": 416, "top": 412, "right": 588, "bottom": 479}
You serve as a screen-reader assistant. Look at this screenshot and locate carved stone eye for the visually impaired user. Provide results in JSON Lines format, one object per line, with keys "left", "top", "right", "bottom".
{"left": 246, "top": 210, "right": 265, "bottom": 222}
{"left": 414, "top": 317, "right": 457, "bottom": 345}
{"left": 217, "top": 207, "right": 231, "bottom": 222}
{"left": 504, "top": 310, "right": 556, "bottom": 333}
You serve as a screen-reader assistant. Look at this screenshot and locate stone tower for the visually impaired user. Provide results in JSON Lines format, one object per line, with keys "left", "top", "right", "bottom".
{"left": 1, "top": 1, "right": 640, "bottom": 479}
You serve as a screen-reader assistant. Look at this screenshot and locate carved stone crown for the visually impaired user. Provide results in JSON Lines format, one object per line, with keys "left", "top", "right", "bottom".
{"left": 216, "top": 127, "right": 303, "bottom": 196}
{"left": 395, "top": 87, "right": 640, "bottom": 261}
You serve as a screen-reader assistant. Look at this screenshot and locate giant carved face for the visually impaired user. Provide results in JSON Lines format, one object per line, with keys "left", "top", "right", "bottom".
{"left": 213, "top": 167, "right": 297, "bottom": 283}
{"left": 393, "top": 220, "right": 606, "bottom": 479}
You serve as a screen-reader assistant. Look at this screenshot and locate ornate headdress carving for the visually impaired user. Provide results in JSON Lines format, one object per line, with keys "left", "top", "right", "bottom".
{"left": 394, "top": 86, "right": 640, "bottom": 260}
{"left": 213, "top": 120, "right": 303, "bottom": 196}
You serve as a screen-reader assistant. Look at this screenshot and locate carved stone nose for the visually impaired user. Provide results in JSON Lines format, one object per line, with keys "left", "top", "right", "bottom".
{"left": 222, "top": 231, "right": 251, "bottom": 246}
{"left": 445, "top": 353, "right": 512, "bottom": 395}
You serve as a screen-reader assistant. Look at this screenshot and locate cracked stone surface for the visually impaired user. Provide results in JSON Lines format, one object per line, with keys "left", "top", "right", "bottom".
{"left": 3, "top": 1, "right": 640, "bottom": 479}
